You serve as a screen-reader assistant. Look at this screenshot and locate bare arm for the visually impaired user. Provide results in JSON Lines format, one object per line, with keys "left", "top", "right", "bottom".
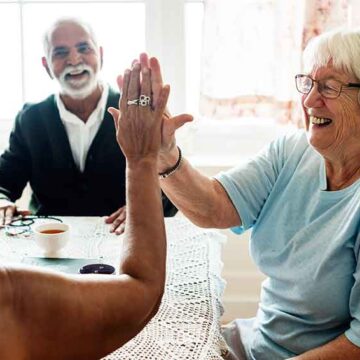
{"left": 288, "top": 334, "right": 360, "bottom": 360}
{"left": 159, "top": 146, "right": 241, "bottom": 228}
{"left": 0, "top": 61, "right": 169, "bottom": 360}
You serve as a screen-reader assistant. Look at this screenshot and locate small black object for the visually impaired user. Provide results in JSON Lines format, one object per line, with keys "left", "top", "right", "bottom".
{"left": 79, "top": 263, "right": 115, "bottom": 275}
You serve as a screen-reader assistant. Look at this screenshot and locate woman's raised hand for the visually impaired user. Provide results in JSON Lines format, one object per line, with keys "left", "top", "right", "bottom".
{"left": 110, "top": 54, "right": 193, "bottom": 159}
{"left": 109, "top": 60, "right": 170, "bottom": 163}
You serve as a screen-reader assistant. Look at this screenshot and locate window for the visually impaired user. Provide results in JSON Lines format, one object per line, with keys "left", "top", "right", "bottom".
{"left": 199, "top": 0, "right": 304, "bottom": 121}
{"left": 0, "top": 0, "right": 204, "bottom": 151}
{"left": 0, "top": 2, "right": 22, "bottom": 149}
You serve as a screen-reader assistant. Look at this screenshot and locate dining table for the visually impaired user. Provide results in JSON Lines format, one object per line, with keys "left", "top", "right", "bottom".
{"left": 0, "top": 215, "right": 229, "bottom": 359}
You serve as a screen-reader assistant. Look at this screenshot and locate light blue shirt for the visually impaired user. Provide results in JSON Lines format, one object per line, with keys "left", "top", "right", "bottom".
{"left": 215, "top": 130, "right": 360, "bottom": 359}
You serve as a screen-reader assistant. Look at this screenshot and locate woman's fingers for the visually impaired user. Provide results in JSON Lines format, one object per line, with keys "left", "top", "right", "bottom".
{"left": 139, "top": 53, "right": 150, "bottom": 68}
{"left": 120, "top": 69, "right": 131, "bottom": 114}
{"left": 117, "top": 75, "right": 124, "bottom": 94}
{"left": 116, "top": 75, "right": 124, "bottom": 91}
{"left": 127, "top": 63, "right": 141, "bottom": 105}
{"left": 140, "top": 65, "right": 151, "bottom": 104}
{"left": 149, "top": 57, "right": 163, "bottom": 107}
{"left": 154, "top": 85, "right": 170, "bottom": 120}
{"left": 170, "top": 113, "right": 194, "bottom": 130}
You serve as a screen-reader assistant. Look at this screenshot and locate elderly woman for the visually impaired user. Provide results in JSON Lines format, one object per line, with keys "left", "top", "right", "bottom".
{"left": 0, "top": 60, "right": 169, "bottom": 359}
{"left": 130, "top": 28, "right": 360, "bottom": 359}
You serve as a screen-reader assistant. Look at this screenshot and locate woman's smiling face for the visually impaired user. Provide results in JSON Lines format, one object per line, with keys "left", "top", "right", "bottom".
{"left": 302, "top": 65, "right": 360, "bottom": 157}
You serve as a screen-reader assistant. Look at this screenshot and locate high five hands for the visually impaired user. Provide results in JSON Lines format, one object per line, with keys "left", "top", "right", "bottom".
{"left": 106, "top": 53, "right": 193, "bottom": 235}
{"left": 109, "top": 60, "right": 168, "bottom": 163}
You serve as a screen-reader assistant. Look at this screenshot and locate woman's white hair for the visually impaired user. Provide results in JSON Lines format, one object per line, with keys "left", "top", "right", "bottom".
{"left": 43, "top": 17, "right": 99, "bottom": 58}
{"left": 303, "top": 27, "right": 360, "bottom": 81}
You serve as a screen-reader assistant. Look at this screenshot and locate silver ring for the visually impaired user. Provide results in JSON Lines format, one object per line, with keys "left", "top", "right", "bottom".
{"left": 139, "top": 95, "right": 151, "bottom": 107}
{"left": 127, "top": 99, "right": 139, "bottom": 106}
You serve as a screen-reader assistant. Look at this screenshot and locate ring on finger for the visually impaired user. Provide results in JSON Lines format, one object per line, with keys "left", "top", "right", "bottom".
{"left": 139, "top": 95, "right": 151, "bottom": 107}
{"left": 127, "top": 98, "right": 139, "bottom": 106}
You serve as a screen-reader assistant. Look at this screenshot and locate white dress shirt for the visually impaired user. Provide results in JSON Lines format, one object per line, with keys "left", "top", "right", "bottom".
{"left": 56, "top": 83, "right": 109, "bottom": 172}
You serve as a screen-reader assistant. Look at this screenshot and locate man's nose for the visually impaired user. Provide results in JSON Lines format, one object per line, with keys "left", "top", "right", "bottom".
{"left": 303, "top": 83, "right": 323, "bottom": 108}
{"left": 67, "top": 48, "right": 82, "bottom": 65}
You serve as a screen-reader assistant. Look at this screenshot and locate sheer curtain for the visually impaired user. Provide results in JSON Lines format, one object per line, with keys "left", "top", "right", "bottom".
{"left": 200, "top": 0, "right": 358, "bottom": 126}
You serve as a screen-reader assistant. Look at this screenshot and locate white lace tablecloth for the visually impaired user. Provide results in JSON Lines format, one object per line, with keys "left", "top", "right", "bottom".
{"left": 0, "top": 216, "right": 228, "bottom": 359}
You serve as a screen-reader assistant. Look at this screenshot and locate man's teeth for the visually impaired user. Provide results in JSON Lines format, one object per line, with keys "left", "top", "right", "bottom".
{"left": 310, "top": 116, "right": 332, "bottom": 125}
{"left": 68, "top": 70, "right": 85, "bottom": 76}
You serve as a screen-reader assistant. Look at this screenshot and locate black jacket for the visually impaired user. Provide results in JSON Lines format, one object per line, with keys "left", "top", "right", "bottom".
{"left": 0, "top": 88, "right": 177, "bottom": 216}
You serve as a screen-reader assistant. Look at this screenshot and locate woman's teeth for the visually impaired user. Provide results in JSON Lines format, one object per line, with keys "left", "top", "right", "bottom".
{"left": 310, "top": 116, "right": 332, "bottom": 125}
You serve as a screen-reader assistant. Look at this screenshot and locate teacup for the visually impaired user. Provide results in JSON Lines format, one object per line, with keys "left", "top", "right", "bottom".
{"left": 33, "top": 222, "right": 70, "bottom": 255}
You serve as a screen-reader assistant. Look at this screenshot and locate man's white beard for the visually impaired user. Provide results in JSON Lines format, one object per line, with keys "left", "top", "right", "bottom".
{"left": 57, "top": 64, "right": 100, "bottom": 99}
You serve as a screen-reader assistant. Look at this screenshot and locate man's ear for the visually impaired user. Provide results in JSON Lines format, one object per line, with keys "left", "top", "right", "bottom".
{"left": 99, "top": 46, "right": 104, "bottom": 69}
{"left": 42, "top": 56, "right": 53, "bottom": 79}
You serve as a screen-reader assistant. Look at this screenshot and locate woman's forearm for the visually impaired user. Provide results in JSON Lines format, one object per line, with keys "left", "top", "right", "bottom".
{"left": 160, "top": 155, "right": 241, "bottom": 229}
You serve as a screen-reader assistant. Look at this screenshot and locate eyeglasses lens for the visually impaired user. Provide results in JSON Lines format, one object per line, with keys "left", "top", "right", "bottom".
{"left": 297, "top": 75, "right": 312, "bottom": 94}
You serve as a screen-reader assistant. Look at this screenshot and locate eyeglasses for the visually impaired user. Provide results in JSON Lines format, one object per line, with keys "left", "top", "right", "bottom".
{"left": 3, "top": 215, "right": 63, "bottom": 236}
{"left": 295, "top": 74, "right": 360, "bottom": 99}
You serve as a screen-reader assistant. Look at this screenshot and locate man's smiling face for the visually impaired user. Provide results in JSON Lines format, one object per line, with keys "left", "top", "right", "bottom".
{"left": 44, "top": 21, "right": 102, "bottom": 99}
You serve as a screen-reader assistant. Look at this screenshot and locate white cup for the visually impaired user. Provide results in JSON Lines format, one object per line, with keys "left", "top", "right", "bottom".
{"left": 33, "top": 222, "right": 70, "bottom": 255}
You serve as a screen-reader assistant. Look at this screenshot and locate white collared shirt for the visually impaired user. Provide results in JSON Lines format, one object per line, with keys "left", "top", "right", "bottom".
{"left": 56, "top": 83, "right": 109, "bottom": 172}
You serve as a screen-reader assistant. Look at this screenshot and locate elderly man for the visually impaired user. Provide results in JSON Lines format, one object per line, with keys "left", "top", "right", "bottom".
{"left": 0, "top": 17, "right": 176, "bottom": 233}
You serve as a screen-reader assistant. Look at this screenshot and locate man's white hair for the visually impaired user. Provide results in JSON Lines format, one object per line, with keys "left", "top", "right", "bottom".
{"left": 43, "top": 17, "right": 99, "bottom": 58}
{"left": 303, "top": 27, "right": 360, "bottom": 81}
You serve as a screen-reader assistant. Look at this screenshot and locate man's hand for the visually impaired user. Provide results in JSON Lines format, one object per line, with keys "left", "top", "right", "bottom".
{"left": 104, "top": 205, "right": 126, "bottom": 235}
{"left": 0, "top": 199, "right": 17, "bottom": 227}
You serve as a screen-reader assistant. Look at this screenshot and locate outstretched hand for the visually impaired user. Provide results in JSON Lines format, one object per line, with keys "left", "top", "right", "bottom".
{"left": 108, "top": 61, "right": 169, "bottom": 162}
{"left": 111, "top": 53, "right": 193, "bottom": 155}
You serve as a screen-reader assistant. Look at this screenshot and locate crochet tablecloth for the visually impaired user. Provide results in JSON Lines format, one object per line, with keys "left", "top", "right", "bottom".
{"left": 0, "top": 216, "right": 228, "bottom": 359}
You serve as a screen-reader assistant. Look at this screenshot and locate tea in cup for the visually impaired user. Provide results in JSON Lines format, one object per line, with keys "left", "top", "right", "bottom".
{"left": 33, "top": 222, "right": 70, "bottom": 255}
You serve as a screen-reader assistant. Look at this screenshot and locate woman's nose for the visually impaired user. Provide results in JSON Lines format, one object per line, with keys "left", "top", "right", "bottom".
{"left": 303, "top": 83, "right": 323, "bottom": 108}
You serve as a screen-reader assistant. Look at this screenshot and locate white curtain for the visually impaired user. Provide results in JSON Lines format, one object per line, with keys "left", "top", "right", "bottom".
{"left": 200, "top": 0, "right": 357, "bottom": 126}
